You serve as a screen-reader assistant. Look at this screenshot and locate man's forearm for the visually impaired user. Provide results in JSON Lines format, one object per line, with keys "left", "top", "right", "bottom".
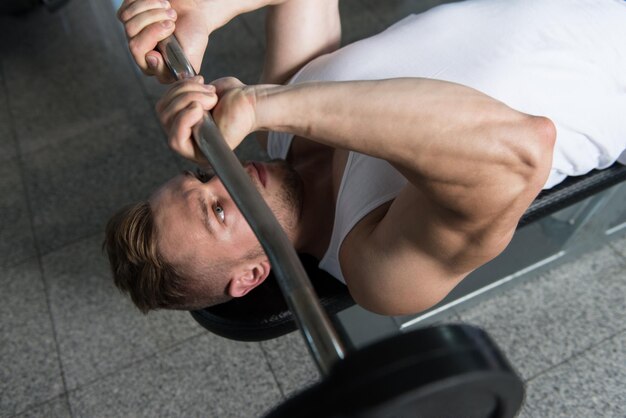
{"left": 254, "top": 78, "right": 555, "bottom": 218}
{"left": 195, "top": 0, "right": 341, "bottom": 84}
{"left": 261, "top": 0, "right": 341, "bottom": 84}
{"left": 186, "top": 0, "right": 289, "bottom": 33}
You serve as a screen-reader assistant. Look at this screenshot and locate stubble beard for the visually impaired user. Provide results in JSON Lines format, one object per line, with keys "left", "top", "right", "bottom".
{"left": 234, "top": 159, "right": 304, "bottom": 262}
{"left": 269, "top": 159, "right": 304, "bottom": 236}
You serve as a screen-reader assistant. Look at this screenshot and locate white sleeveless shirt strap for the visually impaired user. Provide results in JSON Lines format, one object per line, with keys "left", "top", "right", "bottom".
{"left": 318, "top": 152, "right": 407, "bottom": 283}
{"left": 267, "top": 131, "right": 295, "bottom": 160}
{"left": 266, "top": 132, "right": 408, "bottom": 283}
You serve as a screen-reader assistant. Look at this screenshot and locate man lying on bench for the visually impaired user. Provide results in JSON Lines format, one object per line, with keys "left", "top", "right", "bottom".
{"left": 106, "top": 0, "right": 626, "bottom": 316}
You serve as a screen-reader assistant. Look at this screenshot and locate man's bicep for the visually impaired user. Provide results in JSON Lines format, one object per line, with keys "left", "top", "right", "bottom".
{"left": 262, "top": 0, "right": 340, "bottom": 84}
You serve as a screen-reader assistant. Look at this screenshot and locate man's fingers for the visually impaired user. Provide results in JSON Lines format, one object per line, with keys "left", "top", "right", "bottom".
{"left": 156, "top": 76, "right": 206, "bottom": 112}
{"left": 160, "top": 91, "right": 217, "bottom": 129}
{"left": 116, "top": 0, "right": 138, "bottom": 20}
{"left": 157, "top": 77, "right": 215, "bottom": 124}
{"left": 118, "top": 0, "right": 168, "bottom": 22}
{"left": 123, "top": 6, "right": 176, "bottom": 38}
{"left": 147, "top": 51, "right": 176, "bottom": 83}
{"left": 118, "top": 0, "right": 177, "bottom": 79}
{"left": 169, "top": 102, "right": 207, "bottom": 162}
{"left": 127, "top": 21, "right": 175, "bottom": 73}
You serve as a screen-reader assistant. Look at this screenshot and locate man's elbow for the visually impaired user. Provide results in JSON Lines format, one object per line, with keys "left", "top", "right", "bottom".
{"left": 487, "top": 115, "right": 556, "bottom": 217}
{"left": 515, "top": 115, "right": 556, "bottom": 192}
{"left": 357, "top": 298, "right": 440, "bottom": 317}
{"left": 348, "top": 280, "right": 458, "bottom": 317}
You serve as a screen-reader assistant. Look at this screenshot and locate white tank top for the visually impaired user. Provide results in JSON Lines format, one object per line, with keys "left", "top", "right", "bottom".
{"left": 267, "top": 133, "right": 406, "bottom": 283}
{"left": 268, "top": 0, "right": 626, "bottom": 282}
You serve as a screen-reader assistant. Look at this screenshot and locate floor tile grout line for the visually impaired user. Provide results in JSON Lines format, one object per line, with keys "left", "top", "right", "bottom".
{"left": 29, "top": 224, "right": 139, "bottom": 263}
{"left": 61, "top": 349, "right": 159, "bottom": 401}
{"left": 34, "top": 231, "right": 105, "bottom": 261}
{"left": 1, "top": 253, "right": 42, "bottom": 270}
{"left": 61, "top": 392, "right": 71, "bottom": 418}
{"left": 62, "top": 330, "right": 207, "bottom": 395}
{"left": 258, "top": 342, "right": 287, "bottom": 399}
{"left": 0, "top": 60, "right": 73, "bottom": 417}
{"left": 525, "top": 326, "right": 626, "bottom": 384}
{"left": 25, "top": 198, "right": 74, "bottom": 418}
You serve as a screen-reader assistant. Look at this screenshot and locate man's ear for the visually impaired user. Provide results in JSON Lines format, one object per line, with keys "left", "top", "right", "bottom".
{"left": 228, "top": 260, "right": 271, "bottom": 298}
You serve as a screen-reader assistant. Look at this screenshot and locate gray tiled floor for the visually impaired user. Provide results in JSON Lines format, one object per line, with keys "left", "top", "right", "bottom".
{"left": 0, "top": 160, "right": 37, "bottom": 266}
{"left": 23, "top": 114, "right": 177, "bottom": 253}
{"left": 260, "top": 332, "right": 320, "bottom": 398}
{"left": 0, "top": 260, "right": 65, "bottom": 415}
{"left": 1, "top": 0, "right": 625, "bottom": 417}
{"left": 0, "top": 69, "right": 18, "bottom": 163}
{"left": 1, "top": 4, "right": 147, "bottom": 156}
{"left": 41, "top": 235, "right": 204, "bottom": 391}
{"left": 69, "top": 334, "right": 283, "bottom": 418}
{"left": 520, "top": 330, "right": 626, "bottom": 418}
{"left": 459, "top": 244, "right": 626, "bottom": 381}
{"left": 458, "top": 244, "right": 626, "bottom": 417}
{"left": 13, "top": 396, "right": 70, "bottom": 418}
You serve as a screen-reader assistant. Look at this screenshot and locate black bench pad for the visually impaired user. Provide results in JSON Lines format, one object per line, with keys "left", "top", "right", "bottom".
{"left": 190, "top": 253, "right": 355, "bottom": 341}
{"left": 520, "top": 163, "right": 626, "bottom": 226}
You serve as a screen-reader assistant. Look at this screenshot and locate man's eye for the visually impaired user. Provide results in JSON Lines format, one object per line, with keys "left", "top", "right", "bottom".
{"left": 214, "top": 204, "right": 225, "bottom": 222}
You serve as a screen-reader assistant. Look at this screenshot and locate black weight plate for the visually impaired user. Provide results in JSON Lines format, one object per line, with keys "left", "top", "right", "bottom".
{"left": 264, "top": 324, "right": 524, "bottom": 418}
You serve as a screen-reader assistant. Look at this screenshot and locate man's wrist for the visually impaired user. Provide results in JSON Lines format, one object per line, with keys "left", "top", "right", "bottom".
{"left": 251, "top": 84, "right": 291, "bottom": 133}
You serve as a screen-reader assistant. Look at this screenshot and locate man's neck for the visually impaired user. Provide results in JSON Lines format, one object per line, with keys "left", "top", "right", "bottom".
{"left": 289, "top": 141, "right": 336, "bottom": 260}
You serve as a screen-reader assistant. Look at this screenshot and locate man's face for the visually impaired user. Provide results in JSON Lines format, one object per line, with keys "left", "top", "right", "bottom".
{"left": 149, "top": 160, "right": 303, "bottom": 286}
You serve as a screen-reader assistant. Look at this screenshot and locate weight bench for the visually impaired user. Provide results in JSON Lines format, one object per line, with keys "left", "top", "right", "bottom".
{"left": 190, "top": 163, "right": 626, "bottom": 341}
